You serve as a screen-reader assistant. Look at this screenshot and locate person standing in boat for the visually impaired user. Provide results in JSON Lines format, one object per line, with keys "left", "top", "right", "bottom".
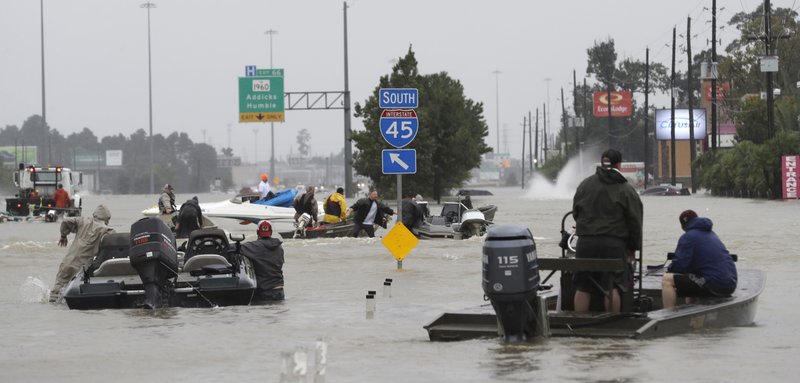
{"left": 293, "top": 185, "right": 319, "bottom": 228}
{"left": 50, "top": 205, "right": 114, "bottom": 301}
{"left": 322, "top": 187, "right": 347, "bottom": 224}
{"left": 661, "top": 210, "right": 737, "bottom": 309}
{"left": 158, "top": 184, "right": 176, "bottom": 229}
{"left": 347, "top": 190, "right": 394, "bottom": 238}
{"left": 240, "top": 220, "right": 285, "bottom": 301}
{"left": 571, "top": 149, "right": 643, "bottom": 313}
{"left": 175, "top": 196, "right": 203, "bottom": 239}
{"left": 258, "top": 173, "right": 274, "bottom": 201}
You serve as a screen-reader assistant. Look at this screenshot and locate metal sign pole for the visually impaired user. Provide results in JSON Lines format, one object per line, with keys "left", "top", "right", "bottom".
{"left": 396, "top": 174, "right": 402, "bottom": 226}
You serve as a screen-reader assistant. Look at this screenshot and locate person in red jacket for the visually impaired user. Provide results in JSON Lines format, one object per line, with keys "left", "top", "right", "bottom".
{"left": 53, "top": 184, "right": 70, "bottom": 209}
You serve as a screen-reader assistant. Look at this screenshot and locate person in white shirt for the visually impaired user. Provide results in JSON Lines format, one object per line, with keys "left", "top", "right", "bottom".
{"left": 258, "top": 173, "right": 274, "bottom": 200}
{"left": 347, "top": 191, "right": 394, "bottom": 237}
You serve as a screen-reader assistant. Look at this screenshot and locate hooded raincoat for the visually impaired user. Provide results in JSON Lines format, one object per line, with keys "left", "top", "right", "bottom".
{"left": 52, "top": 205, "right": 114, "bottom": 293}
{"left": 668, "top": 217, "right": 737, "bottom": 294}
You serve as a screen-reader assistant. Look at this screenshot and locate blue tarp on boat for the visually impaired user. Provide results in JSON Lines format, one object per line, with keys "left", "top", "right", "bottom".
{"left": 252, "top": 188, "right": 297, "bottom": 208}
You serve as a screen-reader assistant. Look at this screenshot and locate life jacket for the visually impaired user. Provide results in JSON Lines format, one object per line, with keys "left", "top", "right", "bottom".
{"left": 324, "top": 195, "right": 341, "bottom": 217}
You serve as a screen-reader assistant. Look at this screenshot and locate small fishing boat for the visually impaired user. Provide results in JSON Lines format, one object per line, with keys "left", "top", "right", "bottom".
{"left": 62, "top": 217, "right": 257, "bottom": 310}
{"left": 413, "top": 199, "right": 498, "bottom": 240}
{"left": 424, "top": 214, "right": 764, "bottom": 341}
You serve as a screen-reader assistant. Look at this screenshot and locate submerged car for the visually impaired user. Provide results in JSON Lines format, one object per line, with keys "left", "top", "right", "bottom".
{"left": 640, "top": 185, "right": 690, "bottom": 196}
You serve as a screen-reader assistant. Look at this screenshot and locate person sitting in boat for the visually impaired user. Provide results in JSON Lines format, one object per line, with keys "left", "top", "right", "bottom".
{"left": 158, "top": 184, "right": 177, "bottom": 229}
{"left": 240, "top": 220, "right": 285, "bottom": 301}
{"left": 347, "top": 190, "right": 394, "bottom": 238}
{"left": 175, "top": 196, "right": 203, "bottom": 239}
{"left": 661, "top": 210, "right": 737, "bottom": 309}
{"left": 53, "top": 183, "right": 70, "bottom": 209}
{"left": 572, "top": 149, "right": 643, "bottom": 313}
{"left": 50, "top": 205, "right": 115, "bottom": 301}
{"left": 258, "top": 173, "right": 275, "bottom": 201}
{"left": 293, "top": 185, "right": 319, "bottom": 228}
{"left": 322, "top": 187, "right": 347, "bottom": 224}
{"left": 401, "top": 193, "right": 424, "bottom": 231}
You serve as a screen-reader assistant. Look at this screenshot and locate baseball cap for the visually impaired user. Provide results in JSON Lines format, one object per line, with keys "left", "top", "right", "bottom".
{"left": 679, "top": 209, "right": 698, "bottom": 229}
{"left": 257, "top": 220, "right": 273, "bottom": 238}
{"left": 601, "top": 149, "right": 622, "bottom": 168}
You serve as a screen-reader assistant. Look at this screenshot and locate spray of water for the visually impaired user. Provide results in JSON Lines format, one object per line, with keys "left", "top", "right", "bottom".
{"left": 524, "top": 148, "right": 602, "bottom": 200}
{"left": 19, "top": 276, "right": 50, "bottom": 303}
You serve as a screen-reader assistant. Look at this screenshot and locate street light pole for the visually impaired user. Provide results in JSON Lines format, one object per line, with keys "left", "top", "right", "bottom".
{"left": 343, "top": 1, "right": 354, "bottom": 198}
{"left": 40, "top": 0, "right": 50, "bottom": 165}
{"left": 141, "top": 2, "right": 156, "bottom": 195}
{"left": 265, "top": 29, "right": 278, "bottom": 182}
{"left": 492, "top": 70, "right": 501, "bottom": 154}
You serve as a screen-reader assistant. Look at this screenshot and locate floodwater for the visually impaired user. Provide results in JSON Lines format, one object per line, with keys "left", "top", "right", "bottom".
{"left": 1, "top": 181, "right": 799, "bottom": 382}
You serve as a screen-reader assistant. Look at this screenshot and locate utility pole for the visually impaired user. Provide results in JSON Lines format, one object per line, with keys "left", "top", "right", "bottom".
{"left": 542, "top": 102, "right": 548, "bottom": 163}
{"left": 343, "top": 1, "right": 354, "bottom": 197}
{"left": 560, "top": 87, "right": 567, "bottom": 156}
{"left": 252, "top": 129, "right": 258, "bottom": 164}
{"left": 606, "top": 79, "right": 614, "bottom": 148}
{"left": 573, "top": 69, "right": 579, "bottom": 156}
{"left": 141, "top": 2, "right": 156, "bottom": 195}
{"left": 670, "top": 26, "right": 677, "bottom": 186}
{"left": 521, "top": 116, "right": 526, "bottom": 189}
{"left": 765, "top": 0, "right": 775, "bottom": 139}
{"left": 265, "top": 29, "right": 278, "bottom": 182}
{"left": 534, "top": 108, "right": 539, "bottom": 167}
{"left": 528, "top": 110, "right": 533, "bottom": 174}
{"left": 711, "top": 0, "right": 718, "bottom": 150}
{"left": 687, "top": 17, "right": 697, "bottom": 193}
{"left": 644, "top": 47, "right": 651, "bottom": 189}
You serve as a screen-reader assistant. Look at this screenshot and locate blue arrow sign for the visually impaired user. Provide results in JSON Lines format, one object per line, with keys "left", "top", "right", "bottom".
{"left": 380, "top": 109, "right": 418, "bottom": 148}
{"left": 379, "top": 88, "right": 419, "bottom": 109}
{"left": 382, "top": 149, "right": 417, "bottom": 174}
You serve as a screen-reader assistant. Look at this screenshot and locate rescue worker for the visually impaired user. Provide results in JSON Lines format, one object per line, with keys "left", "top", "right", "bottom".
{"left": 158, "top": 184, "right": 176, "bottom": 228}
{"left": 175, "top": 196, "right": 203, "bottom": 238}
{"left": 322, "top": 187, "right": 347, "bottom": 224}
{"left": 347, "top": 190, "right": 395, "bottom": 238}
{"left": 401, "top": 193, "right": 424, "bottom": 231}
{"left": 50, "top": 205, "right": 114, "bottom": 300}
{"left": 240, "top": 220, "right": 285, "bottom": 301}
{"left": 53, "top": 183, "right": 70, "bottom": 209}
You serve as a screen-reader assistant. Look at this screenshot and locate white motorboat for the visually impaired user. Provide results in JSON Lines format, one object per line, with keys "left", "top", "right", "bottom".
{"left": 142, "top": 192, "right": 323, "bottom": 224}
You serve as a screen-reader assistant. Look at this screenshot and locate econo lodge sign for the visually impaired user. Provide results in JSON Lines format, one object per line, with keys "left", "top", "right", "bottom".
{"left": 593, "top": 91, "right": 632, "bottom": 117}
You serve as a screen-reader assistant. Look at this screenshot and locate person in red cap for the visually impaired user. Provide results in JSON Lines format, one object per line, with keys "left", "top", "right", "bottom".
{"left": 572, "top": 148, "right": 643, "bottom": 313}
{"left": 240, "top": 220, "right": 285, "bottom": 301}
{"left": 662, "top": 210, "right": 737, "bottom": 308}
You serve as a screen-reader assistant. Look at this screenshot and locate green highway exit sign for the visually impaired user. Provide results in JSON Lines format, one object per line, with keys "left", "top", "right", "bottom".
{"left": 239, "top": 68, "right": 284, "bottom": 122}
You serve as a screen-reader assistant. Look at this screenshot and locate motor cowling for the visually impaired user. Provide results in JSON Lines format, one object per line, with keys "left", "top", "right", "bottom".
{"left": 129, "top": 217, "right": 178, "bottom": 309}
{"left": 482, "top": 224, "right": 540, "bottom": 342}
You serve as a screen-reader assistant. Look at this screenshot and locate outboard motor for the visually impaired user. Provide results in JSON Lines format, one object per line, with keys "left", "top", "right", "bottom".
{"left": 294, "top": 213, "right": 313, "bottom": 238}
{"left": 482, "top": 224, "right": 542, "bottom": 342}
{"left": 129, "top": 217, "right": 178, "bottom": 309}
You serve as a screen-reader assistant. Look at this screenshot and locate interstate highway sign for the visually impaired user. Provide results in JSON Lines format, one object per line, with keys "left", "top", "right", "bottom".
{"left": 379, "top": 88, "right": 419, "bottom": 109}
{"left": 382, "top": 149, "right": 417, "bottom": 174}
{"left": 239, "top": 69, "right": 285, "bottom": 122}
{"left": 380, "top": 109, "right": 418, "bottom": 148}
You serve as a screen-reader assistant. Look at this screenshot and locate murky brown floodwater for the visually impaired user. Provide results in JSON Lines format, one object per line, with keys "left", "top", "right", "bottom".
{"left": 1, "top": 184, "right": 798, "bottom": 382}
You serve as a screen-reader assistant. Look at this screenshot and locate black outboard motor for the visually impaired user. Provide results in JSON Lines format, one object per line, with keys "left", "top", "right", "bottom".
{"left": 129, "top": 217, "right": 178, "bottom": 309}
{"left": 483, "top": 224, "right": 541, "bottom": 342}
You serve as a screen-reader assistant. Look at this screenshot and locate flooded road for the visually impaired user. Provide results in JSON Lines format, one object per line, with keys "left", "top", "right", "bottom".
{"left": 1, "top": 187, "right": 798, "bottom": 382}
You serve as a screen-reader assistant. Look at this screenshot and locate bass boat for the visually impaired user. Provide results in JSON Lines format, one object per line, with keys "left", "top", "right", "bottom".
{"left": 62, "top": 217, "right": 257, "bottom": 310}
{"left": 424, "top": 213, "right": 764, "bottom": 341}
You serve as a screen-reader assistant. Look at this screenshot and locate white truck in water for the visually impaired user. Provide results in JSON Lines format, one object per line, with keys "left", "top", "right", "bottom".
{"left": 5, "top": 163, "right": 82, "bottom": 217}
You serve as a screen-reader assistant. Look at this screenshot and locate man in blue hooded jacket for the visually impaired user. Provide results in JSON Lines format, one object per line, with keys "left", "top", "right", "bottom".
{"left": 662, "top": 209, "right": 737, "bottom": 309}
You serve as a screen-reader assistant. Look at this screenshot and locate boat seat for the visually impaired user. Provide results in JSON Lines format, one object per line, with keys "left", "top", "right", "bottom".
{"left": 87, "top": 232, "right": 131, "bottom": 276}
{"left": 93, "top": 258, "right": 138, "bottom": 277}
{"left": 184, "top": 228, "right": 231, "bottom": 263}
{"left": 182, "top": 254, "right": 232, "bottom": 274}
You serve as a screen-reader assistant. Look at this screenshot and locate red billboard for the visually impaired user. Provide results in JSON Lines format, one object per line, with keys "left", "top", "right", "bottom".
{"left": 782, "top": 155, "right": 799, "bottom": 200}
{"left": 593, "top": 91, "right": 632, "bottom": 117}
{"left": 703, "top": 81, "right": 730, "bottom": 101}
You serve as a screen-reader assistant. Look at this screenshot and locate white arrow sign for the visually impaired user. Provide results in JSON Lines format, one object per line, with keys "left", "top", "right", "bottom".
{"left": 389, "top": 152, "right": 409, "bottom": 170}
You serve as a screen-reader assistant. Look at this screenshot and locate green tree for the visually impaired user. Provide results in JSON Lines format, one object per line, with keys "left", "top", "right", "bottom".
{"left": 352, "top": 47, "right": 491, "bottom": 201}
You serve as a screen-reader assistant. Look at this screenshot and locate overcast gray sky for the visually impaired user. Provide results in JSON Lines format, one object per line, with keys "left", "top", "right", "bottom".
{"left": 1, "top": 0, "right": 795, "bottom": 164}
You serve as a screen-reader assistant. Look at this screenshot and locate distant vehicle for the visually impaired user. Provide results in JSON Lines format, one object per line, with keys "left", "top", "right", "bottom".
{"left": 5, "top": 163, "right": 82, "bottom": 217}
{"left": 640, "top": 185, "right": 690, "bottom": 196}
